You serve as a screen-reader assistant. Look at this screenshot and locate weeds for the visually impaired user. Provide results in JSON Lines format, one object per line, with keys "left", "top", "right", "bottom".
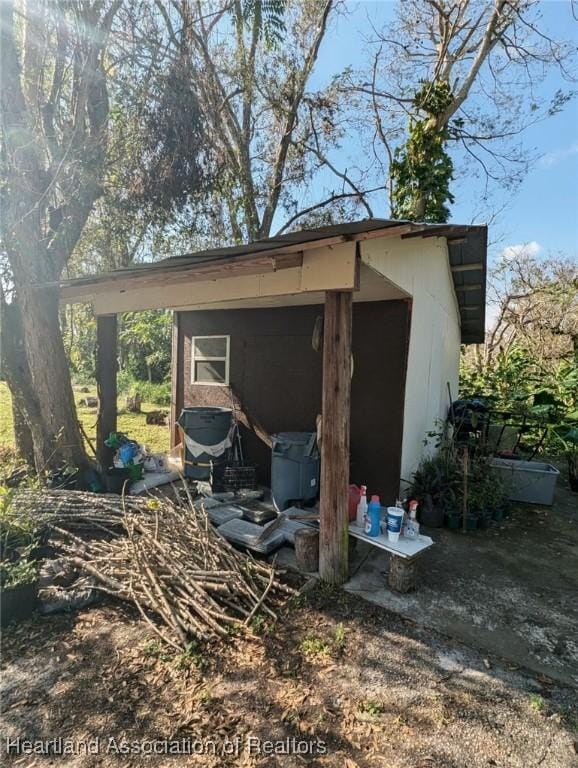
{"left": 299, "top": 634, "right": 331, "bottom": 658}
{"left": 142, "top": 639, "right": 205, "bottom": 670}
{"left": 529, "top": 693, "right": 546, "bottom": 713}
{"left": 333, "top": 623, "right": 346, "bottom": 652}
{"left": 174, "top": 642, "right": 205, "bottom": 670}
{"left": 358, "top": 699, "right": 385, "bottom": 718}
{"left": 249, "top": 613, "right": 276, "bottom": 637}
{"left": 299, "top": 622, "right": 347, "bottom": 660}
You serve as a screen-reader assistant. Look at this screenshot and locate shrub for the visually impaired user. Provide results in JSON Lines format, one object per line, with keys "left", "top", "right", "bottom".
{"left": 117, "top": 374, "right": 171, "bottom": 406}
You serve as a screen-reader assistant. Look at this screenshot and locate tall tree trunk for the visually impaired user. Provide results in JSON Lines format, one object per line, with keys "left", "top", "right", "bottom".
{"left": 18, "top": 279, "right": 87, "bottom": 470}
{"left": 1, "top": 0, "right": 120, "bottom": 473}
{"left": 0, "top": 297, "right": 42, "bottom": 468}
{"left": 11, "top": 400, "right": 34, "bottom": 468}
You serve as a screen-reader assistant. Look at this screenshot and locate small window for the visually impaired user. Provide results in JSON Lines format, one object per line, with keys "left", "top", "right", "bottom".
{"left": 191, "top": 335, "right": 230, "bottom": 385}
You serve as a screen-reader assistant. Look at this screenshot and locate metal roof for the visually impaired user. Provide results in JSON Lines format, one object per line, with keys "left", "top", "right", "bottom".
{"left": 60, "top": 218, "right": 487, "bottom": 343}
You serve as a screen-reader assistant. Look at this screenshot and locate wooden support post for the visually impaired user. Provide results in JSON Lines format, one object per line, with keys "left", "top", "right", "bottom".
{"left": 170, "top": 311, "right": 181, "bottom": 448}
{"left": 96, "top": 314, "right": 117, "bottom": 469}
{"left": 319, "top": 291, "right": 353, "bottom": 585}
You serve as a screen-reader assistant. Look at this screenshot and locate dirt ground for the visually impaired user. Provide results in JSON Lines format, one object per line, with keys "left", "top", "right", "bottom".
{"left": 2, "top": 582, "right": 578, "bottom": 768}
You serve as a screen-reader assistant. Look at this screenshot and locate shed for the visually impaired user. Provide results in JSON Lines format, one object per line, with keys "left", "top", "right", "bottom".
{"left": 60, "top": 218, "right": 487, "bottom": 583}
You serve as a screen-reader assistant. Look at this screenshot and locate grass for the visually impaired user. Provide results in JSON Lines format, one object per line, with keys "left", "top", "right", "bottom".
{"left": 141, "top": 639, "right": 205, "bottom": 670}
{"left": 298, "top": 634, "right": 331, "bottom": 658}
{"left": 357, "top": 699, "right": 385, "bottom": 718}
{"left": 0, "top": 381, "right": 169, "bottom": 457}
{"left": 528, "top": 693, "right": 546, "bottom": 713}
{"left": 333, "top": 622, "right": 346, "bottom": 651}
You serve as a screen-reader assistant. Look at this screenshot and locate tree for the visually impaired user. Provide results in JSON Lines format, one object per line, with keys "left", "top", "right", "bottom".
{"left": 147, "top": 0, "right": 379, "bottom": 243}
{"left": 119, "top": 311, "right": 172, "bottom": 383}
{"left": 485, "top": 248, "right": 578, "bottom": 368}
{"left": 344, "top": 0, "right": 575, "bottom": 222}
{"left": 461, "top": 246, "right": 578, "bottom": 419}
{"left": 0, "top": 0, "right": 122, "bottom": 470}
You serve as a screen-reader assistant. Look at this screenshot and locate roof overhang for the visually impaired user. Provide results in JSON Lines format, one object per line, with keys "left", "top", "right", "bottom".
{"left": 58, "top": 219, "right": 487, "bottom": 343}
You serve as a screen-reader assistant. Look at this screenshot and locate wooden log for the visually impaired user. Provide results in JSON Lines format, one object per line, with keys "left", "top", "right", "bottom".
{"left": 319, "top": 290, "right": 353, "bottom": 585}
{"left": 295, "top": 528, "right": 320, "bottom": 573}
{"left": 388, "top": 555, "right": 419, "bottom": 593}
{"left": 96, "top": 314, "right": 117, "bottom": 469}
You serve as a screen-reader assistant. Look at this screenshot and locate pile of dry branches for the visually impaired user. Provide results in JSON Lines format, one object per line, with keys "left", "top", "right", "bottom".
{"left": 16, "top": 489, "right": 293, "bottom": 650}
{"left": 15, "top": 489, "right": 142, "bottom": 529}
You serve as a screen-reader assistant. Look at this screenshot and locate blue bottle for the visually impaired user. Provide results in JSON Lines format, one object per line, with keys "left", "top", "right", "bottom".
{"left": 365, "top": 495, "right": 381, "bottom": 537}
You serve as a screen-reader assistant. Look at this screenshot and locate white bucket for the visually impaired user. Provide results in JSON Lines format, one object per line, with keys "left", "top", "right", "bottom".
{"left": 387, "top": 507, "right": 404, "bottom": 543}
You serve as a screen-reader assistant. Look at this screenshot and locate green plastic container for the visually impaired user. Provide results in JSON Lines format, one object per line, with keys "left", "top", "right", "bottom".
{"left": 492, "top": 507, "right": 505, "bottom": 522}
{"left": 465, "top": 514, "right": 478, "bottom": 531}
{"left": 444, "top": 513, "right": 461, "bottom": 530}
{"left": 126, "top": 463, "right": 143, "bottom": 482}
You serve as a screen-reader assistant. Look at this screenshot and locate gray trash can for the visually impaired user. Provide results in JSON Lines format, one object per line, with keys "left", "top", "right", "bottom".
{"left": 178, "top": 407, "right": 233, "bottom": 480}
{"left": 271, "top": 432, "right": 319, "bottom": 511}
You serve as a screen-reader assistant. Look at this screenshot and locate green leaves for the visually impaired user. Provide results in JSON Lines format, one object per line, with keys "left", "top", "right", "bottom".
{"left": 461, "top": 345, "right": 578, "bottom": 457}
{"left": 118, "top": 310, "right": 172, "bottom": 383}
{"left": 390, "top": 80, "right": 454, "bottom": 223}
{"left": 242, "top": 0, "right": 287, "bottom": 47}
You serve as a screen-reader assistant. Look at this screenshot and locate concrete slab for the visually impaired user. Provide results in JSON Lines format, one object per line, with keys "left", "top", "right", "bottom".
{"left": 345, "top": 471, "right": 578, "bottom": 686}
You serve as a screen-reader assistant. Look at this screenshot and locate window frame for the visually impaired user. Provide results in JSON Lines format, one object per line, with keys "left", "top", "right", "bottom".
{"left": 190, "top": 334, "right": 230, "bottom": 386}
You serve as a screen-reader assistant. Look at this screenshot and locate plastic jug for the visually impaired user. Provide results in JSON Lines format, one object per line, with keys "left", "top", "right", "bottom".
{"left": 349, "top": 485, "right": 361, "bottom": 522}
{"left": 365, "top": 495, "right": 381, "bottom": 537}
{"left": 355, "top": 485, "right": 367, "bottom": 528}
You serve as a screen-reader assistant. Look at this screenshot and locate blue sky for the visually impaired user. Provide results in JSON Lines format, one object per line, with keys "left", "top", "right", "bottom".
{"left": 311, "top": 1, "right": 578, "bottom": 267}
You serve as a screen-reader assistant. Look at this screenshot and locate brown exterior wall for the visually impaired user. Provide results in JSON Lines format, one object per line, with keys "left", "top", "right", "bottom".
{"left": 175, "top": 300, "right": 410, "bottom": 503}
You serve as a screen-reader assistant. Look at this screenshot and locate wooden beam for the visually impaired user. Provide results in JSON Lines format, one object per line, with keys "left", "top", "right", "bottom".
{"left": 170, "top": 312, "right": 181, "bottom": 449}
{"left": 401, "top": 225, "right": 472, "bottom": 240}
{"left": 61, "top": 252, "right": 304, "bottom": 302}
{"left": 353, "top": 223, "right": 418, "bottom": 241}
{"left": 96, "top": 314, "right": 117, "bottom": 469}
{"left": 450, "top": 262, "right": 483, "bottom": 273}
{"left": 91, "top": 243, "right": 359, "bottom": 315}
{"left": 319, "top": 290, "right": 353, "bottom": 585}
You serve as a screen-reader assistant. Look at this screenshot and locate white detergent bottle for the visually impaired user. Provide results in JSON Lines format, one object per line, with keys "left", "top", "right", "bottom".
{"left": 356, "top": 485, "right": 368, "bottom": 528}
{"left": 406, "top": 500, "right": 420, "bottom": 539}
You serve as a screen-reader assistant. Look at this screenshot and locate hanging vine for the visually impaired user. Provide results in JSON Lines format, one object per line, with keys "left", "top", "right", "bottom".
{"left": 390, "top": 80, "right": 455, "bottom": 223}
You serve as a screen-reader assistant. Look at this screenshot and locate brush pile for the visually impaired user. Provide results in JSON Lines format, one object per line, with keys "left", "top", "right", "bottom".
{"left": 14, "top": 489, "right": 293, "bottom": 650}
{"left": 15, "top": 489, "right": 142, "bottom": 529}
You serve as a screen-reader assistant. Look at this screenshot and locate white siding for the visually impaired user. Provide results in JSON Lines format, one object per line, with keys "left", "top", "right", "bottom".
{"left": 361, "top": 237, "right": 461, "bottom": 488}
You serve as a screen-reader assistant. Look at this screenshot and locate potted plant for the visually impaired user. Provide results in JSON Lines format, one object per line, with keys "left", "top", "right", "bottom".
{"left": 410, "top": 453, "right": 462, "bottom": 528}
{"left": 0, "top": 487, "right": 40, "bottom": 626}
{"left": 481, "top": 470, "right": 507, "bottom": 523}
{"left": 443, "top": 489, "right": 462, "bottom": 529}
{"left": 560, "top": 427, "right": 578, "bottom": 492}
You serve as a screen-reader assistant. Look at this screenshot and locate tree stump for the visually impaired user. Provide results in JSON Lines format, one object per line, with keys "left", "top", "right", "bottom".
{"left": 295, "top": 528, "right": 320, "bottom": 573}
{"left": 126, "top": 393, "right": 142, "bottom": 413}
{"left": 146, "top": 410, "right": 168, "bottom": 425}
{"left": 388, "top": 555, "right": 418, "bottom": 593}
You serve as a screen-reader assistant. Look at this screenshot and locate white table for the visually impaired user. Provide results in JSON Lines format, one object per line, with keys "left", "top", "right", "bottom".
{"left": 348, "top": 523, "right": 434, "bottom": 592}
{"left": 348, "top": 523, "right": 433, "bottom": 560}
